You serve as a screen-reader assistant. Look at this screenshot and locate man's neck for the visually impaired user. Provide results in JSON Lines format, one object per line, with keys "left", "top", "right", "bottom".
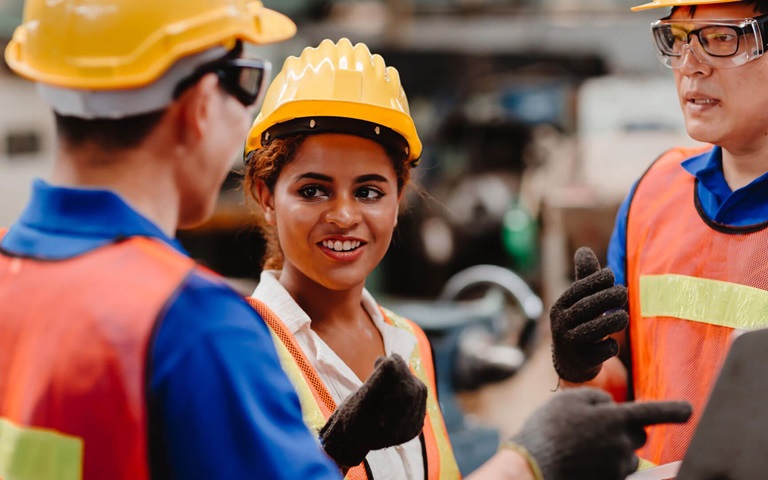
{"left": 721, "top": 146, "right": 768, "bottom": 192}
{"left": 52, "top": 145, "right": 180, "bottom": 237}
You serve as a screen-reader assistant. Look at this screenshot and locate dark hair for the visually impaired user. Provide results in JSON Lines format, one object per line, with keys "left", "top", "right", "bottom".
{"left": 243, "top": 133, "right": 412, "bottom": 270}
{"left": 745, "top": 0, "right": 768, "bottom": 14}
{"left": 671, "top": 0, "right": 768, "bottom": 16}
{"left": 54, "top": 110, "right": 167, "bottom": 151}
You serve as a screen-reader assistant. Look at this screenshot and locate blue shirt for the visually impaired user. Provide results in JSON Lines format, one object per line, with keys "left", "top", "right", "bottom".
{"left": 1, "top": 179, "right": 340, "bottom": 479}
{"left": 608, "top": 146, "right": 768, "bottom": 286}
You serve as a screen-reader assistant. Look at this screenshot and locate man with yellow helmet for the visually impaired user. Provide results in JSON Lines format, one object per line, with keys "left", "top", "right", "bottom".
{"left": 0, "top": 1, "right": 343, "bottom": 478}
{"left": 549, "top": 0, "right": 768, "bottom": 466}
{"left": 243, "top": 37, "right": 693, "bottom": 480}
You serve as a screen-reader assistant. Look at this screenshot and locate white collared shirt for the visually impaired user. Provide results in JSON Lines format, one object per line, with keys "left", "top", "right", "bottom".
{"left": 252, "top": 270, "right": 425, "bottom": 480}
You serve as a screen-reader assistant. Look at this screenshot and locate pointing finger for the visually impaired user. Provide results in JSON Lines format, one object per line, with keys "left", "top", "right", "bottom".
{"left": 618, "top": 401, "right": 693, "bottom": 427}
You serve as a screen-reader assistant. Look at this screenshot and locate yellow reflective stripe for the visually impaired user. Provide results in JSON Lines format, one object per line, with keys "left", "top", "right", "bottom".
{"left": 640, "top": 274, "right": 768, "bottom": 329}
{"left": 0, "top": 417, "right": 83, "bottom": 480}
{"left": 381, "top": 308, "right": 461, "bottom": 479}
{"left": 265, "top": 327, "right": 326, "bottom": 433}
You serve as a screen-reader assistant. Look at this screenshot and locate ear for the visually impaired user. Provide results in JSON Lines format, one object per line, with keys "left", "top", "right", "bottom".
{"left": 254, "top": 179, "right": 277, "bottom": 225}
{"left": 171, "top": 73, "right": 221, "bottom": 147}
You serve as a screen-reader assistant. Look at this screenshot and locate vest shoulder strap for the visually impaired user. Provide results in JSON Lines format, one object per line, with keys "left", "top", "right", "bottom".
{"left": 245, "top": 297, "right": 373, "bottom": 480}
{"left": 635, "top": 145, "right": 713, "bottom": 193}
{"left": 379, "top": 307, "right": 438, "bottom": 391}
{"left": 658, "top": 145, "right": 713, "bottom": 165}
{"left": 626, "top": 144, "right": 713, "bottom": 232}
{"left": 378, "top": 307, "right": 461, "bottom": 480}
{"left": 245, "top": 297, "right": 337, "bottom": 417}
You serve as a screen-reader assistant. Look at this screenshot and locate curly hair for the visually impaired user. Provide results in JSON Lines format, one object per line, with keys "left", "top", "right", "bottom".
{"left": 243, "top": 134, "right": 413, "bottom": 270}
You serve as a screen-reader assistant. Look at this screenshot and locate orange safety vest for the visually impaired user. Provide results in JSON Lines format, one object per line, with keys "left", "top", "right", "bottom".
{"left": 246, "top": 297, "right": 460, "bottom": 480}
{"left": 0, "top": 234, "right": 194, "bottom": 480}
{"left": 626, "top": 146, "right": 768, "bottom": 465}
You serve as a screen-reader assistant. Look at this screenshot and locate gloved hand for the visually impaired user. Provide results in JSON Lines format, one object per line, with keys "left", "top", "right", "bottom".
{"left": 551, "top": 246, "right": 629, "bottom": 383}
{"left": 510, "top": 388, "right": 693, "bottom": 480}
{"left": 319, "top": 354, "right": 427, "bottom": 469}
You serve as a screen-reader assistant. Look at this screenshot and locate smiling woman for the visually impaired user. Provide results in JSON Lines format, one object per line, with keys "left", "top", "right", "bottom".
{"left": 254, "top": 133, "right": 401, "bottom": 298}
{"left": 241, "top": 38, "right": 459, "bottom": 479}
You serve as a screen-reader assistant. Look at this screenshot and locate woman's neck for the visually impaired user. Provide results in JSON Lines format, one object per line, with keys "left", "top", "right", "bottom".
{"left": 278, "top": 268, "right": 366, "bottom": 328}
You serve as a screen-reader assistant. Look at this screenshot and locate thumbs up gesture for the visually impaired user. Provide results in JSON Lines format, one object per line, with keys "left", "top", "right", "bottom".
{"left": 550, "top": 247, "right": 629, "bottom": 383}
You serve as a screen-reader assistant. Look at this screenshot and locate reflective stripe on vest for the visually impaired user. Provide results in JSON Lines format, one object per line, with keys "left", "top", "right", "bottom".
{"left": 246, "top": 298, "right": 460, "bottom": 480}
{"left": 0, "top": 237, "right": 195, "bottom": 480}
{"left": 379, "top": 307, "right": 460, "bottom": 480}
{"left": 626, "top": 145, "right": 768, "bottom": 465}
{"left": 0, "top": 417, "right": 83, "bottom": 480}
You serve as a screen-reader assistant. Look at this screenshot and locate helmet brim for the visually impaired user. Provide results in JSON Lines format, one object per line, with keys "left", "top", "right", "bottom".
{"left": 246, "top": 3, "right": 297, "bottom": 44}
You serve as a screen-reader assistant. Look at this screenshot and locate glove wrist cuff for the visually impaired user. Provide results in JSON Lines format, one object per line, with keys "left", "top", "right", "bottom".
{"left": 499, "top": 441, "right": 545, "bottom": 480}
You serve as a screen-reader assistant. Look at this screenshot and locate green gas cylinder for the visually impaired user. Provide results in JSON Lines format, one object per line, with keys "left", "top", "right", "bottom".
{"left": 501, "top": 201, "right": 538, "bottom": 273}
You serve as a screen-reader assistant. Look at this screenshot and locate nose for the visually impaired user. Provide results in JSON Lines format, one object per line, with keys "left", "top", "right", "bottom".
{"left": 324, "top": 194, "right": 361, "bottom": 228}
{"left": 679, "top": 40, "right": 712, "bottom": 76}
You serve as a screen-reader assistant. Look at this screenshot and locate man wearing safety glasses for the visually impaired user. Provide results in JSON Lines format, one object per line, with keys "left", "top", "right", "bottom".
{"left": 0, "top": 1, "right": 349, "bottom": 478}
{"left": 550, "top": 0, "right": 768, "bottom": 468}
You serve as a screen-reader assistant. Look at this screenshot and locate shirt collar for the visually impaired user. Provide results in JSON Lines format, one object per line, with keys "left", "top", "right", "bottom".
{"left": 678, "top": 145, "right": 768, "bottom": 227}
{"left": 681, "top": 145, "right": 733, "bottom": 202}
{"left": 253, "top": 270, "right": 312, "bottom": 334}
{"left": 252, "top": 270, "right": 417, "bottom": 361}
{"left": 1, "top": 179, "right": 186, "bottom": 259}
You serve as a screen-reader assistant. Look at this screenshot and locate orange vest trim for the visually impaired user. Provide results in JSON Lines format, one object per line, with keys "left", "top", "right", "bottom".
{"left": 626, "top": 145, "right": 768, "bottom": 464}
{"left": 246, "top": 297, "right": 369, "bottom": 480}
{"left": 245, "top": 297, "right": 337, "bottom": 418}
{"left": 0, "top": 237, "right": 195, "bottom": 480}
{"left": 248, "top": 298, "right": 460, "bottom": 480}
{"left": 380, "top": 307, "right": 460, "bottom": 480}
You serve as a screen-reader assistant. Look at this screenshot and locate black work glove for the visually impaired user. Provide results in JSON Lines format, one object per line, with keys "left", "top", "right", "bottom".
{"left": 510, "top": 388, "right": 692, "bottom": 480}
{"left": 319, "top": 354, "right": 427, "bottom": 469}
{"left": 551, "top": 247, "right": 629, "bottom": 383}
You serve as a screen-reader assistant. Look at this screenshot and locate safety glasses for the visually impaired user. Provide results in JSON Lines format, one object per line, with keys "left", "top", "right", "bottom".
{"left": 651, "top": 13, "right": 768, "bottom": 68}
{"left": 174, "top": 57, "right": 272, "bottom": 108}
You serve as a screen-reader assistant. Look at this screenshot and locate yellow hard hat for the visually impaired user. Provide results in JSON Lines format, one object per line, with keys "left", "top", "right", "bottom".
{"left": 246, "top": 38, "right": 422, "bottom": 166}
{"left": 4, "top": 0, "right": 296, "bottom": 90}
{"left": 631, "top": 0, "right": 740, "bottom": 11}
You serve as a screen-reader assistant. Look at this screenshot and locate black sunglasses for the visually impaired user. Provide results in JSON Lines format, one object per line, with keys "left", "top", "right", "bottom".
{"left": 174, "top": 57, "right": 272, "bottom": 108}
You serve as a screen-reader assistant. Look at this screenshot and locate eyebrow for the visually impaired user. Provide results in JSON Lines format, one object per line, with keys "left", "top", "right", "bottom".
{"left": 294, "top": 173, "right": 391, "bottom": 184}
{"left": 295, "top": 172, "right": 333, "bottom": 182}
{"left": 354, "top": 174, "right": 389, "bottom": 184}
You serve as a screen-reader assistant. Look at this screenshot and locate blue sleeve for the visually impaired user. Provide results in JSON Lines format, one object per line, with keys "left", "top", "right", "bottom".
{"left": 148, "top": 272, "right": 341, "bottom": 480}
{"left": 606, "top": 182, "right": 639, "bottom": 288}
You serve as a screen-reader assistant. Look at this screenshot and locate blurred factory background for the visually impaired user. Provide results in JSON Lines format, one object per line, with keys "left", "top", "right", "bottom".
{"left": 0, "top": 0, "right": 705, "bottom": 474}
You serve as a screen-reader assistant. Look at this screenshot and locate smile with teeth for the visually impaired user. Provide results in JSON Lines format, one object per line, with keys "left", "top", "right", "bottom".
{"left": 690, "top": 98, "right": 717, "bottom": 105}
{"left": 322, "top": 239, "right": 362, "bottom": 252}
